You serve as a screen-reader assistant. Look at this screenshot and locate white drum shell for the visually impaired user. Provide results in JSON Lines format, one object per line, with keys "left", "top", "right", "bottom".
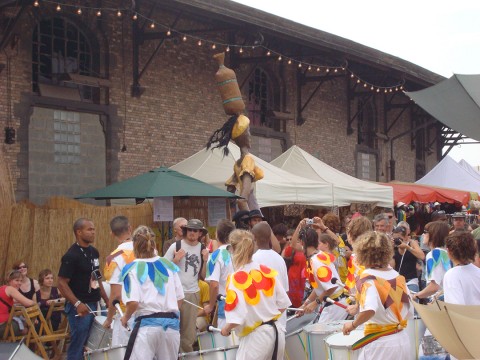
{"left": 324, "top": 330, "right": 364, "bottom": 360}
{"left": 197, "top": 331, "right": 239, "bottom": 350}
{"left": 178, "top": 346, "right": 238, "bottom": 360}
{"left": 86, "top": 316, "right": 113, "bottom": 350}
{"left": 84, "top": 345, "right": 126, "bottom": 360}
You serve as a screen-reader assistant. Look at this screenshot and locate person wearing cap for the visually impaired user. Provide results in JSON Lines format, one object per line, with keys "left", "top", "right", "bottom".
{"left": 451, "top": 212, "right": 470, "bottom": 233}
{"left": 391, "top": 225, "right": 424, "bottom": 293}
{"left": 164, "top": 218, "right": 209, "bottom": 353}
{"left": 232, "top": 210, "right": 250, "bottom": 230}
{"left": 433, "top": 201, "right": 442, "bottom": 211}
{"left": 431, "top": 210, "right": 447, "bottom": 222}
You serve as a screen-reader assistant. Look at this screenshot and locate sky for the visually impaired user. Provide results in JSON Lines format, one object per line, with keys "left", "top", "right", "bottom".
{"left": 233, "top": 0, "right": 480, "bottom": 167}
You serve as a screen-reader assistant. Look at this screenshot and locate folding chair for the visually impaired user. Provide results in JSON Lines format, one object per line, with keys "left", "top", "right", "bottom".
{"left": 2, "top": 304, "right": 27, "bottom": 342}
{"left": 45, "top": 300, "right": 69, "bottom": 354}
{"left": 20, "top": 304, "right": 68, "bottom": 359}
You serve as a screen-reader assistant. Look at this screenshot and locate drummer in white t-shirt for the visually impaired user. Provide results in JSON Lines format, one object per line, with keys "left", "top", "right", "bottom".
{"left": 251, "top": 222, "right": 289, "bottom": 332}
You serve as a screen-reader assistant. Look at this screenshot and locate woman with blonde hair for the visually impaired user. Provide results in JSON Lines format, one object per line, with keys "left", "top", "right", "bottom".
{"left": 343, "top": 231, "right": 413, "bottom": 360}
{"left": 221, "top": 229, "right": 291, "bottom": 360}
{"left": 120, "top": 226, "right": 184, "bottom": 360}
{"left": 0, "top": 270, "right": 36, "bottom": 336}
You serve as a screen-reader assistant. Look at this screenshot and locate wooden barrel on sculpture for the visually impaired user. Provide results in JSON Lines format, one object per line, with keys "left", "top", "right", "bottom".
{"left": 214, "top": 52, "right": 245, "bottom": 115}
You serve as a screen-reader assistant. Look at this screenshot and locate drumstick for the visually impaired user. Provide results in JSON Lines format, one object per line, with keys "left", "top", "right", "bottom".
{"left": 331, "top": 277, "right": 350, "bottom": 291}
{"left": 217, "top": 294, "right": 226, "bottom": 301}
{"left": 207, "top": 325, "right": 221, "bottom": 333}
{"left": 75, "top": 309, "right": 104, "bottom": 317}
{"left": 287, "top": 307, "right": 304, "bottom": 312}
{"left": 323, "top": 296, "right": 347, "bottom": 309}
{"left": 112, "top": 300, "right": 131, "bottom": 331}
{"left": 184, "top": 299, "right": 204, "bottom": 310}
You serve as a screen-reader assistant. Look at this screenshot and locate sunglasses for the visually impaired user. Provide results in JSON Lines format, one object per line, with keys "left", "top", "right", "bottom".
{"left": 16, "top": 265, "right": 27, "bottom": 269}
{"left": 187, "top": 228, "right": 200, "bottom": 233}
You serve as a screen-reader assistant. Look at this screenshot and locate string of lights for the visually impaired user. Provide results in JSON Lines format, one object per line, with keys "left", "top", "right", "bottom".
{"left": 32, "top": 0, "right": 405, "bottom": 92}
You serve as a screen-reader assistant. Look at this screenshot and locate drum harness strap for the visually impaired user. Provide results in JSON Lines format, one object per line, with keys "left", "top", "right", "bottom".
{"left": 260, "top": 318, "right": 279, "bottom": 360}
{"left": 123, "top": 311, "right": 178, "bottom": 360}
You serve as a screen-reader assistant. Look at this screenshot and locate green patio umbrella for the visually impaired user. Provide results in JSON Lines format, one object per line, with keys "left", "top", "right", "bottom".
{"left": 75, "top": 167, "right": 240, "bottom": 200}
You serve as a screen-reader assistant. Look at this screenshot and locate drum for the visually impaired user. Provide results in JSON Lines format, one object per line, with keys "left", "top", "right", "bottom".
{"left": 197, "top": 330, "right": 239, "bottom": 350}
{"left": 303, "top": 320, "right": 352, "bottom": 360}
{"left": 324, "top": 330, "right": 364, "bottom": 360}
{"left": 86, "top": 316, "right": 113, "bottom": 350}
{"left": 178, "top": 346, "right": 238, "bottom": 360}
{"left": 284, "top": 313, "right": 317, "bottom": 360}
{"left": 406, "top": 315, "right": 426, "bottom": 360}
{"left": 285, "top": 327, "right": 307, "bottom": 360}
{"left": 84, "top": 345, "right": 126, "bottom": 360}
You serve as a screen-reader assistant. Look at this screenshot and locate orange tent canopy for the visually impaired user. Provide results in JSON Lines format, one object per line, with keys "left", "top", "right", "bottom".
{"left": 379, "top": 181, "right": 474, "bottom": 205}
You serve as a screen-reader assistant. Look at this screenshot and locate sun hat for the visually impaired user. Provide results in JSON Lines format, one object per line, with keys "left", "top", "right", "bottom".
{"left": 182, "top": 219, "right": 208, "bottom": 234}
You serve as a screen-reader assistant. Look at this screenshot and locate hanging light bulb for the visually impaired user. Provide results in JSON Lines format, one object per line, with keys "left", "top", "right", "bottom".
{"left": 308, "top": 65, "right": 312, "bottom": 71}
{"left": 166, "top": 29, "right": 171, "bottom": 36}
{"left": 182, "top": 35, "right": 187, "bottom": 42}
{"left": 266, "top": 50, "right": 271, "bottom": 56}
{"left": 239, "top": 47, "right": 243, "bottom": 53}
{"left": 117, "top": 10, "right": 122, "bottom": 17}
{"left": 389, "top": 88, "right": 393, "bottom": 92}
{"left": 132, "top": 13, "right": 138, "bottom": 20}
{"left": 363, "top": 83, "right": 367, "bottom": 88}
{"left": 334, "top": 68, "right": 338, "bottom": 73}
{"left": 298, "top": 63, "right": 302, "bottom": 68}
{"left": 56, "top": 4, "right": 61, "bottom": 11}
{"left": 395, "top": 87, "right": 399, "bottom": 91}
{"left": 197, "top": 40, "right": 202, "bottom": 46}
{"left": 96, "top": 10, "right": 102, "bottom": 17}
{"left": 277, "top": 55, "right": 282, "bottom": 61}
{"left": 226, "top": 46, "right": 230, "bottom": 52}
{"left": 288, "top": 59, "right": 292, "bottom": 65}
{"left": 326, "top": 68, "right": 330, "bottom": 73}
{"left": 76, "top": 8, "right": 82, "bottom": 15}
{"left": 356, "top": 79, "right": 360, "bottom": 84}
{"left": 211, "top": 43, "right": 216, "bottom": 50}
{"left": 376, "top": 88, "right": 380, "bottom": 93}
{"left": 33, "top": 0, "right": 39, "bottom": 7}
{"left": 150, "top": 22, "right": 155, "bottom": 29}
{"left": 400, "top": 86, "right": 404, "bottom": 90}
{"left": 371, "top": 86, "right": 374, "bottom": 90}
{"left": 350, "top": 74, "right": 354, "bottom": 78}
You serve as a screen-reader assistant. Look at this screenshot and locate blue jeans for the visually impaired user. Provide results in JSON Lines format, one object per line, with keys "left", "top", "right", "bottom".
{"left": 65, "top": 301, "right": 96, "bottom": 360}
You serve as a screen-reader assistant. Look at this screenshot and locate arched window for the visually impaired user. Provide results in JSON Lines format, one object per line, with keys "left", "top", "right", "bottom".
{"left": 248, "top": 68, "right": 270, "bottom": 127}
{"left": 32, "top": 17, "right": 97, "bottom": 101}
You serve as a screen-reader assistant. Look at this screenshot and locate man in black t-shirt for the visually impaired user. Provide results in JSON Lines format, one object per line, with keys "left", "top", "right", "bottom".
{"left": 58, "top": 218, "right": 107, "bottom": 360}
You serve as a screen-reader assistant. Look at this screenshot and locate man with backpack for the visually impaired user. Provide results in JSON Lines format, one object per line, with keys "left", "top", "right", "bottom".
{"left": 164, "top": 218, "right": 209, "bottom": 353}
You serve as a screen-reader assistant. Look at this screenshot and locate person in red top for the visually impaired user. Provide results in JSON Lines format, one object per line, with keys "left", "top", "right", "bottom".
{"left": 281, "top": 229, "right": 306, "bottom": 308}
{"left": 0, "top": 270, "right": 36, "bottom": 336}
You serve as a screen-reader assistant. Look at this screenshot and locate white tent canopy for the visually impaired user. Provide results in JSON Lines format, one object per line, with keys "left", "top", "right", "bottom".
{"left": 415, "top": 156, "right": 480, "bottom": 193}
{"left": 458, "top": 159, "right": 480, "bottom": 182}
{"left": 171, "top": 143, "right": 334, "bottom": 208}
{"left": 270, "top": 145, "right": 393, "bottom": 207}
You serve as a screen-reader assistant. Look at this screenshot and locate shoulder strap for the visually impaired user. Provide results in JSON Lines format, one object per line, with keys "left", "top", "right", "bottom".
{"left": 176, "top": 239, "right": 182, "bottom": 252}
{"left": 200, "top": 243, "right": 206, "bottom": 272}
{"left": 0, "top": 296, "right": 12, "bottom": 311}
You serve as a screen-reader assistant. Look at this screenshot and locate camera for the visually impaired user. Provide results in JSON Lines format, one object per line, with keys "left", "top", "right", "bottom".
{"left": 306, "top": 219, "right": 314, "bottom": 225}
{"left": 393, "top": 238, "right": 403, "bottom": 247}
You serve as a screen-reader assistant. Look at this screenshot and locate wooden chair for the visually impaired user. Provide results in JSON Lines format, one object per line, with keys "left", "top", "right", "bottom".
{"left": 2, "top": 304, "right": 28, "bottom": 342}
{"left": 20, "top": 304, "right": 68, "bottom": 359}
{"left": 45, "top": 300, "right": 69, "bottom": 354}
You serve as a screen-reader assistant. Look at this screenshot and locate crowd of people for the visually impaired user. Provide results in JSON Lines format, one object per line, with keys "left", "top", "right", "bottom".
{"left": 1, "top": 206, "right": 479, "bottom": 360}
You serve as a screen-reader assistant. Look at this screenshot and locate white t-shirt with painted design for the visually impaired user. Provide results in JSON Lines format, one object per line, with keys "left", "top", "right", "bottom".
{"left": 164, "top": 240, "right": 202, "bottom": 293}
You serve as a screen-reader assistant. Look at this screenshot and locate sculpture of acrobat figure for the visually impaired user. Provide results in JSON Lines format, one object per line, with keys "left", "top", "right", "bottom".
{"left": 206, "top": 53, "right": 264, "bottom": 212}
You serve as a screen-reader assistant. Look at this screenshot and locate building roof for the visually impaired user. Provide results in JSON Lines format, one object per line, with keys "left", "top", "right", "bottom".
{"left": 161, "top": 0, "right": 444, "bottom": 86}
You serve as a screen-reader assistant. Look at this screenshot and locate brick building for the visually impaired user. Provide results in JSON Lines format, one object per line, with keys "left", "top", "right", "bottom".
{"left": 0, "top": 0, "right": 448, "bottom": 204}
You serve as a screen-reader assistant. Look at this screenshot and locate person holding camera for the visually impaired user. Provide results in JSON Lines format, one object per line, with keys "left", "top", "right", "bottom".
{"left": 391, "top": 226, "right": 424, "bottom": 293}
